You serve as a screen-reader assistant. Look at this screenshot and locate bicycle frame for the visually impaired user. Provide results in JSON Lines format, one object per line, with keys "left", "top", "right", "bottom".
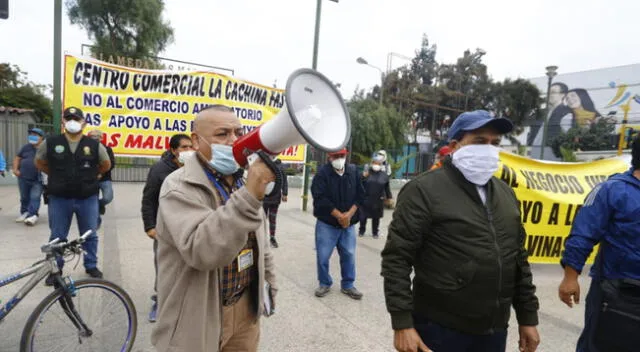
{"left": 0, "top": 257, "right": 58, "bottom": 321}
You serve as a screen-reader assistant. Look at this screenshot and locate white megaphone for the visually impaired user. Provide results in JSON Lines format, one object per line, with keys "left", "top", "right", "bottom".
{"left": 232, "top": 68, "right": 351, "bottom": 167}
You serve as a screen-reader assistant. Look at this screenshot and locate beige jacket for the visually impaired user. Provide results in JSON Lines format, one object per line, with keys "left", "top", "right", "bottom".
{"left": 150, "top": 156, "right": 277, "bottom": 352}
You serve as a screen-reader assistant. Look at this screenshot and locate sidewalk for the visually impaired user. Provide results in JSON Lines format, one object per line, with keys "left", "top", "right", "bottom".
{"left": 0, "top": 183, "right": 587, "bottom": 351}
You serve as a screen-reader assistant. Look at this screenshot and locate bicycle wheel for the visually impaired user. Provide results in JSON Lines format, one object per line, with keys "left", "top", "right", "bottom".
{"left": 20, "top": 278, "right": 137, "bottom": 352}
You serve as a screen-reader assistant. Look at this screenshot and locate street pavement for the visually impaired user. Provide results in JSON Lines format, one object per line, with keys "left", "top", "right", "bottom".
{"left": 0, "top": 183, "right": 590, "bottom": 351}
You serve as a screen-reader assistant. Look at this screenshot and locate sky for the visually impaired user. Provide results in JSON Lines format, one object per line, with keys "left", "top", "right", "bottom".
{"left": 1, "top": 0, "right": 640, "bottom": 100}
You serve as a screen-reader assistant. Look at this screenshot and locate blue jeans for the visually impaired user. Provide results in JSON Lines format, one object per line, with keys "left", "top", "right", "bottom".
{"left": 99, "top": 180, "right": 114, "bottom": 208}
{"left": 315, "top": 220, "right": 356, "bottom": 289}
{"left": 18, "top": 178, "right": 42, "bottom": 216}
{"left": 576, "top": 279, "right": 603, "bottom": 352}
{"left": 48, "top": 195, "right": 99, "bottom": 270}
{"left": 414, "top": 315, "right": 507, "bottom": 352}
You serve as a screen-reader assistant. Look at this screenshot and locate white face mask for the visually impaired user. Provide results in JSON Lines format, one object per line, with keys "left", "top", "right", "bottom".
{"left": 371, "top": 164, "right": 382, "bottom": 172}
{"left": 331, "top": 158, "right": 346, "bottom": 171}
{"left": 178, "top": 150, "right": 195, "bottom": 165}
{"left": 452, "top": 144, "right": 500, "bottom": 185}
{"left": 65, "top": 120, "right": 83, "bottom": 134}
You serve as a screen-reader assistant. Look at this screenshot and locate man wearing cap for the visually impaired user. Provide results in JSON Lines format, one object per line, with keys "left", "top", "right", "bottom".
{"left": 12, "top": 127, "right": 46, "bottom": 225}
{"left": 381, "top": 110, "right": 540, "bottom": 352}
{"left": 311, "top": 148, "right": 365, "bottom": 300}
{"left": 35, "top": 107, "right": 111, "bottom": 283}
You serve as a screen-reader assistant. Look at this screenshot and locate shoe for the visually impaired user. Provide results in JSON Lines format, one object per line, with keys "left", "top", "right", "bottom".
{"left": 372, "top": 233, "right": 379, "bottom": 239}
{"left": 24, "top": 215, "right": 38, "bottom": 226}
{"left": 15, "top": 213, "right": 28, "bottom": 222}
{"left": 358, "top": 232, "right": 365, "bottom": 237}
{"left": 341, "top": 287, "right": 363, "bottom": 300}
{"left": 149, "top": 302, "right": 158, "bottom": 323}
{"left": 270, "top": 237, "right": 279, "bottom": 248}
{"left": 315, "top": 286, "right": 331, "bottom": 297}
{"left": 86, "top": 268, "right": 103, "bottom": 278}
{"left": 45, "top": 272, "right": 61, "bottom": 286}
{"left": 99, "top": 203, "right": 106, "bottom": 215}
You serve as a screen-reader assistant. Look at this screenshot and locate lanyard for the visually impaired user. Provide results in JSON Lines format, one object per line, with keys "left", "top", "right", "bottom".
{"left": 204, "top": 169, "right": 242, "bottom": 204}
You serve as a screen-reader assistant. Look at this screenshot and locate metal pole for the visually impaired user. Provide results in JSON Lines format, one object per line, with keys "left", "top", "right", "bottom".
{"left": 52, "top": 0, "right": 62, "bottom": 133}
{"left": 302, "top": 0, "right": 323, "bottom": 212}
{"left": 617, "top": 103, "right": 630, "bottom": 156}
{"left": 539, "top": 75, "right": 553, "bottom": 160}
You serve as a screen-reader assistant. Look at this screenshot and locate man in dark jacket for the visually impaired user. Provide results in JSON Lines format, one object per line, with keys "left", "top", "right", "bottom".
{"left": 558, "top": 134, "right": 640, "bottom": 352}
{"left": 141, "top": 133, "right": 193, "bottom": 322}
{"left": 88, "top": 130, "right": 116, "bottom": 227}
{"left": 381, "top": 110, "right": 540, "bottom": 352}
{"left": 262, "top": 158, "right": 288, "bottom": 248}
{"left": 312, "top": 148, "right": 365, "bottom": 300}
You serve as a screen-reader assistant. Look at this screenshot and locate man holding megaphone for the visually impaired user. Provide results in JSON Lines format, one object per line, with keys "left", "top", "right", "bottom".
{"left": 151, "top": 105, "right": 278, "bottom": 352}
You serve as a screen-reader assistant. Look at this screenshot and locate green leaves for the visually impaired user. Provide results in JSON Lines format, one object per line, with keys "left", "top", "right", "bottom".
{"left": 348, "top": 98, "right": 408, "bottom": 160}
{"left": 0, "top": 63, "right": 53, "bottom": 122}
{"left": 66, "top": 0, "right": 174, "bottom": 59}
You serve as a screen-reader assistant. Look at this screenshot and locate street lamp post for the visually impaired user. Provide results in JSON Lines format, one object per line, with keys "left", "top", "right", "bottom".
{"left": 356, "top": 57, "right": 384, "bottom": 104}
{"left": 53, "top": 0, "right": 62, "bottom": 133}
{"left": 302, "top": 0, "right": 338, "bottom": 212}
{"left": 539, "top": 65, "right": 558, "bottom": 160}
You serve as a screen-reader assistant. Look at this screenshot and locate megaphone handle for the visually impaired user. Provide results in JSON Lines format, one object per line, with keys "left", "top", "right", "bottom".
{"left": 255, "top": 150, "right": 283, "bottom": 199}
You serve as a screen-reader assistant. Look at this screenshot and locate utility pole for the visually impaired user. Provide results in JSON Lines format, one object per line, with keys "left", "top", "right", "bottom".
{"left": 302, "top": 0, "right": 338, "bottom": 212}
{"left": 539, "top": 65, "right": 558, "bottom": 160}
{"left": 52, "top": 0, "right": 63, "bottom": 133}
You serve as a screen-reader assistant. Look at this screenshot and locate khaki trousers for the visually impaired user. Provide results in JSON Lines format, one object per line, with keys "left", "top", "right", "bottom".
{"left": 220, "top": 291, "right": 260, "bottom": 352}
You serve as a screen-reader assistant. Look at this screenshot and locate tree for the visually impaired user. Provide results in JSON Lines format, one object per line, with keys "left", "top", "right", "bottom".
{"left": 348, "top": 93, "right": 407, "bottom": 163}
{"left": 66, "top": 0, "right": 174, "bottom": 58}
{"left": 0, "top": 63, "right": 53, "bottom": 122}
{"left": 550, "top": 120, "right": 617, "bottom": 157}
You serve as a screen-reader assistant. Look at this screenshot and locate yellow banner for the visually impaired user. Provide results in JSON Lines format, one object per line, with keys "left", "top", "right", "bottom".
{"left": 495, "top": 152, "right": 630, "bottom": 264}
{"left": 62, "top": 55, "right": 306, "bottom": 162}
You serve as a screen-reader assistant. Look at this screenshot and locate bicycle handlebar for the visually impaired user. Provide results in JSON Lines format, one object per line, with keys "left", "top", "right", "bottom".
{"left": 41, "top": 230, "right": 94, "bottom": 255}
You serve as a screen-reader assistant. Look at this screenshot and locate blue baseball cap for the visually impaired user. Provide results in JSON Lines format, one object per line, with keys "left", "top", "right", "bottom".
{"left": 447, "top": 110, "right": 513, "bottom": 142}
{"left": 28, "top": 128, "right": 45, "bottom": 137}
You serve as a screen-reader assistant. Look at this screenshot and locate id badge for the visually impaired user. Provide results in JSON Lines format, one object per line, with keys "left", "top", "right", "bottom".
{"left": 237, "top": 249, "right": 254, "bottom": 272}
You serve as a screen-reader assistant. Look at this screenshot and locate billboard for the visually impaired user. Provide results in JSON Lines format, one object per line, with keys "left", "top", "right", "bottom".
{"left": 62, "top": 54, "right": 306, "bottom": 162}
{"left": 526, "top": 64, "right": 640, "bottom": 159}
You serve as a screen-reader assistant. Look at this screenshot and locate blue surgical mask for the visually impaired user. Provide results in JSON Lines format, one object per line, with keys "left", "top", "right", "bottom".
{"left": 28, "top": 135, "right": 40, "bottom": 144}
{"left": 209, "top": 143, "right": 239, "bottom": 175}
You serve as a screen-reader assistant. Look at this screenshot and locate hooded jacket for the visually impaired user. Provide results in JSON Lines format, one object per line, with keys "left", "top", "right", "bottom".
{"left": 562, "top": 169, "right": 640, "bottom": 280}
{"left": 141, "top": 151, "right": 180, "bottom": 232}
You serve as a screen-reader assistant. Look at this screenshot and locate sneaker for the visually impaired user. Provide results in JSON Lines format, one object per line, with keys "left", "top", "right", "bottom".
{"left": 270, "top": 237, "right": 279, "bottom": 248}
{"left": 24, "top": 215, "right": 38, "bottom": 226}
{"left": 341, "top": 287, "right": 363, "bottom": 300}
{"left": 315, "top": 286, "right": 331, "bottom": 298}
{"left": 85, "top": 268, "right": 103, "bottom": 279}
{"left": 15, "top": 213, "right": 28, "bottom": 222}
{"left": 149, "top": 302, "right": 158, "bottom": 323}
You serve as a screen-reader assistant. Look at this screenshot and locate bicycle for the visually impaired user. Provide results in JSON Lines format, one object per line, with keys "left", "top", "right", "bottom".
{"left": 0, "top": 230, "right": 138, "bottom": 351}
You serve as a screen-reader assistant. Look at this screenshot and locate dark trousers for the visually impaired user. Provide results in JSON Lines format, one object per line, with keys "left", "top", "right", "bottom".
{"left": 576, "top": 279, "right": 603, "bottom": 352}
{"left": 414, "top": 315, "right": 507, "bottom": 352}
{"left": 263, "top": 203, "right": 279, "bottom": 238}
{"left": 358, "top": 211, "right": 380, "bottom": 235}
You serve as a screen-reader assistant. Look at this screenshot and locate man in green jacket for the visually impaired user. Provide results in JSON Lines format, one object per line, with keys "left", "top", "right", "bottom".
{"left": 381, "top": 110, "right": 540, "bottom": 352}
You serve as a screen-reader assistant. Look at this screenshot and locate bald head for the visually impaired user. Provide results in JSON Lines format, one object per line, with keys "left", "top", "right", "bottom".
{"left": 192, "top": 105, "right": 242, "bottom": 161}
